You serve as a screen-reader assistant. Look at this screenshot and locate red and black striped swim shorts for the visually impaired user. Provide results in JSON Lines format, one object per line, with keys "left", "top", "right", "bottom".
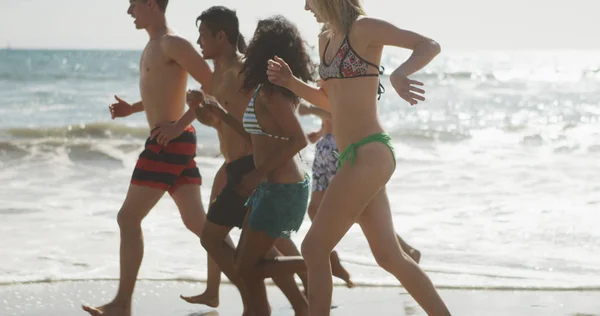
{"left": 130, "top": 125, "right": 202, "bottom": 194}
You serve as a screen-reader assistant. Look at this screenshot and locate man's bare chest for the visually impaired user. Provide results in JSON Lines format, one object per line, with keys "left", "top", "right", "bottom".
{"left": 140, "top": 44, "right": 170, "bottom": 75}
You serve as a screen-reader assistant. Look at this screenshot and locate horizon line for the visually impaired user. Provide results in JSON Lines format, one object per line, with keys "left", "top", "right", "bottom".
{"left": 3, "top": 46, "right": 600, "bottom": 53}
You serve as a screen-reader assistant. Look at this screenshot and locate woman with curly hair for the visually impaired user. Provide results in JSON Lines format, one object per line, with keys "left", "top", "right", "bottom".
{"left": 195, "top": 15, "right": 314, "bottom": 315}
{"left": 266, "top": 0, "right": 451, "bottom": 315}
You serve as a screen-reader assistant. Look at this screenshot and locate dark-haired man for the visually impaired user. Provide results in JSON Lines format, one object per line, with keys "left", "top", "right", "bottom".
{"left": 181, "top": 6, "right": 308, "bottom": 315}
{"left": 82, "top": 1, "right": 219, "bottom": 315}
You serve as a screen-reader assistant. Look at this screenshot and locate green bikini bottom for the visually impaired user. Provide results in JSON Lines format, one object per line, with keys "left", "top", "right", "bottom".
{"left": 335, "top": 132, "right": 396, "bottom": 169}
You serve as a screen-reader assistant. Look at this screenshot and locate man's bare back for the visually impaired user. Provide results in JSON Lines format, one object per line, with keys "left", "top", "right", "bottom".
{"left": 209, "top": 56, "right": 252, "bottom": 162}
{"left": 140, "top": 34, "right": 189, "bottom": 128}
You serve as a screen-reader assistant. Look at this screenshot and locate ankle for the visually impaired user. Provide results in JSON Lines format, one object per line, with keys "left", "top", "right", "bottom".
{"left": 110, "top": 297, "right": 131, "bottom": 308}
{"left": 203, "top": 290, "right": 219, "bottom": 298}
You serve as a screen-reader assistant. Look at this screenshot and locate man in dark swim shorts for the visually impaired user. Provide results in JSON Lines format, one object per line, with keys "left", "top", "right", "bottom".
{"left": 180, "top": 7, "right": 308, "bottom": 312}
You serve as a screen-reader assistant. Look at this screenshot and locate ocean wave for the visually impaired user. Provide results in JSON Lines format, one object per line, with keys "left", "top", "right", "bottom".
{"left": 390, "top": 70, "right": 600, "bottom": 83}
{"left": 1, "top": 122, "right": 150, "bottom": 139}
{"left": 0, "top": 127, "right": 224, "bottom": 163}
{"left": 389, "top": 128, "right": 472, "bottom": 142}
{"left": 0, "top": 71, "right": 138, "bottom": 82}
{"left": 409, "top": 71, "right": 495, "bottom": 81}
{"left": 0, "top": 121, "right": 474, "bottom": 144}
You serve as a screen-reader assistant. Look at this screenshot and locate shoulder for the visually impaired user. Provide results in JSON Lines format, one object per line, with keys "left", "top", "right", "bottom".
{"left": 266, "top": 88, "right": 297, "bottom": 112}
{"left": 351, "top": 16, "right": 381, "bottom": 37}
{"left": 353, "top": 16, "right": 383, "bottom": 30}
{"left": 348, "top": 16, "right": 387, "bottom": 48}
{"left": 160, "top": 33, "right": 194, "bottom": 56}
{"left": 229, "top": 58, "right": 245, "bottom": 77}
{"left": 255, "top": 85, "right": 284, "bottom": 105}
{"left": 225, "top": 61, "right": 245, "bottom": 83}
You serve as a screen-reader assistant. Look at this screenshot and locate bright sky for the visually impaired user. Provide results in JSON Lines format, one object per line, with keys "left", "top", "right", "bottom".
{"left": 0, "top": 0, "right": 598, "bottom": 50}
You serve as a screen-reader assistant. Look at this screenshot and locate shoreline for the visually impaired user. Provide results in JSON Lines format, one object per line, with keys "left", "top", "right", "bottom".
{"left": 2, "top": 278, "right": 600, "bottom": 292}
{"left": 1, "top": 280, "right": 599, "bottom": 316}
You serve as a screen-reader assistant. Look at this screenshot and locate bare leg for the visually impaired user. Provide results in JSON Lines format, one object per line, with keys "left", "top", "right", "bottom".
{"left": 266, "top": 246, "right": 308, "bottom": 316}
{"left": 171, "top": 184, "right": 229, "bottom": 309}
{"left": 301, "top": 143, "right": 449, "bottom": 315}
{"left": 188, "top": 220, "right": 252, "bottom": 312}
{"left": 307, "top": 191, "right": 353, "bottom": 288}
{"left": 236, "top": 220, "right": 308, "bottom": 316}
{"left": 178, "top": 164, "right": 228, "bottom": 307}
{"left": 82, "top": 185, "right": 166, "bottom": 316}
{"left": 359, "top": 187, "right": 449, "bottom": 315}
{"left": 273, "top": 238, "right": 308, "bottom": 289}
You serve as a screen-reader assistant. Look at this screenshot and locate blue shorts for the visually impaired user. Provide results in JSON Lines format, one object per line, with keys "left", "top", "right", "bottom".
{"left": 246, "top": 174, "right": 310, "bottom": 239}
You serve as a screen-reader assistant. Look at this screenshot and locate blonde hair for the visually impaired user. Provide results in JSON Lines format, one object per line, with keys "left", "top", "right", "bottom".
{"left": 308, "top": 0, "right": 365, "bottom": 35}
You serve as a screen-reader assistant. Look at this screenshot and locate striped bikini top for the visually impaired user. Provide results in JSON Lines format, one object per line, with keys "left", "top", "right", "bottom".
{"left": 318, "top": 35, "right": 385, "bottom": 99}
{"left": 242, "top": 84, "right": 290, "bottom": 140}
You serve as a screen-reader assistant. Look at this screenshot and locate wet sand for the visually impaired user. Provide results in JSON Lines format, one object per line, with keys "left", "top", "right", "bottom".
{"left": 1, "top": 280, "right": 599, "bottom": 316}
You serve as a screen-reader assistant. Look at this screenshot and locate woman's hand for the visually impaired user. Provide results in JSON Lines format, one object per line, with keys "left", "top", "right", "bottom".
{"left": 390, "top": 70, "right": 426, "bottom": 106}
{"left": 267, "top": 56, "right": 293, "bottom": 88}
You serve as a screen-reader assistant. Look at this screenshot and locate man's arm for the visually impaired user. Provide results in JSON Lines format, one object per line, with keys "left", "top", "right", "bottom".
{"left": 187, "top": 88, "right": 252, "bottom": 145}
{"left": 176, "top": 109, "right": 198, "bottom": 131}
{"left": 203, "top": 99, "right": 252, "bottom": 145}
{"left": 160, "top": 35, "right": 214, "bottom": 133}
{"left": 110, "top": 96, "right": 144, "bottom": 119}
{"left": 161, "top": 34, "right": 213, "bottom": 91}
{"left": 131, "top": 101, "right": 144, "bottom": 113}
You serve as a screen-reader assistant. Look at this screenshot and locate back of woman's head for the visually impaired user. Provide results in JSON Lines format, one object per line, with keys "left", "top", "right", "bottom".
{"left": 308, "top": 0, "right": 365, "bottom": 35}
{"left": 240, "top": 15, "right": 315, "bottom": 102}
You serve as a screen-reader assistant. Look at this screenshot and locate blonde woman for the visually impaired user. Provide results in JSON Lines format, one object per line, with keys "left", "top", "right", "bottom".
{"left": 266, "top": 0, "right": 451, "bottom": 315}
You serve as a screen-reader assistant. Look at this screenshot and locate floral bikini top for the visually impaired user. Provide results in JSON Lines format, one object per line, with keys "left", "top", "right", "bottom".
{"left": 318, "top": 35, "right": 385, "bottom": 99}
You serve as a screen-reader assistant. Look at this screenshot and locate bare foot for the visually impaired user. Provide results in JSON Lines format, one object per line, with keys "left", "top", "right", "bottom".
{"left": 82, "top": 302, "right": 130, "bottom": 316}
{"left": 180, "top": 292, "right": 219, "bottom": 308}
{"left": 408, "top": 248, "right": 421, "bottom": 264}
{"left": 331, "top": 251, "right": 355, "bottom": 288}
{"left": 332, "top": 268, "right": 355, "bottom": 288}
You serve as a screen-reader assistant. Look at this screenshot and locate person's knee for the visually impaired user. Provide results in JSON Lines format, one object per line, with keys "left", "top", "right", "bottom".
{"left": 182, "top": 214, "right": 203, "bottom": 237}
{"left": 301, "top": 235, "right": 329, "bottom": 264}
{"left": 200, "top": 222, "right": 224, "bottom": 251}
{"left": 117, "top": 207, "right": 142, "bottom": 230}
{"left": 373, "top": 247, "right": 407, "bottom": 273}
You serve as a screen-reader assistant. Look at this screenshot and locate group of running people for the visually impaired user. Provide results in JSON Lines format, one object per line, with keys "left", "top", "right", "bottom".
{"left": 82, "top": 0, "right": 450, "bottom": 315}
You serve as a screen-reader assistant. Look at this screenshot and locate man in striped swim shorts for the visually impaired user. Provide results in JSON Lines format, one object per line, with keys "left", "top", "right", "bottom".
{"left": 82, "top": 0, "right": 221, "bottom": 315}
{"left": 131, "top": 124, "right": 202, "bottom": 193}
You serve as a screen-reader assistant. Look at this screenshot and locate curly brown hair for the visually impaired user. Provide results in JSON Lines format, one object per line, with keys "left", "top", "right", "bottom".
{"left": 240, "top": 15, "right": 315, "bottom": 102}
